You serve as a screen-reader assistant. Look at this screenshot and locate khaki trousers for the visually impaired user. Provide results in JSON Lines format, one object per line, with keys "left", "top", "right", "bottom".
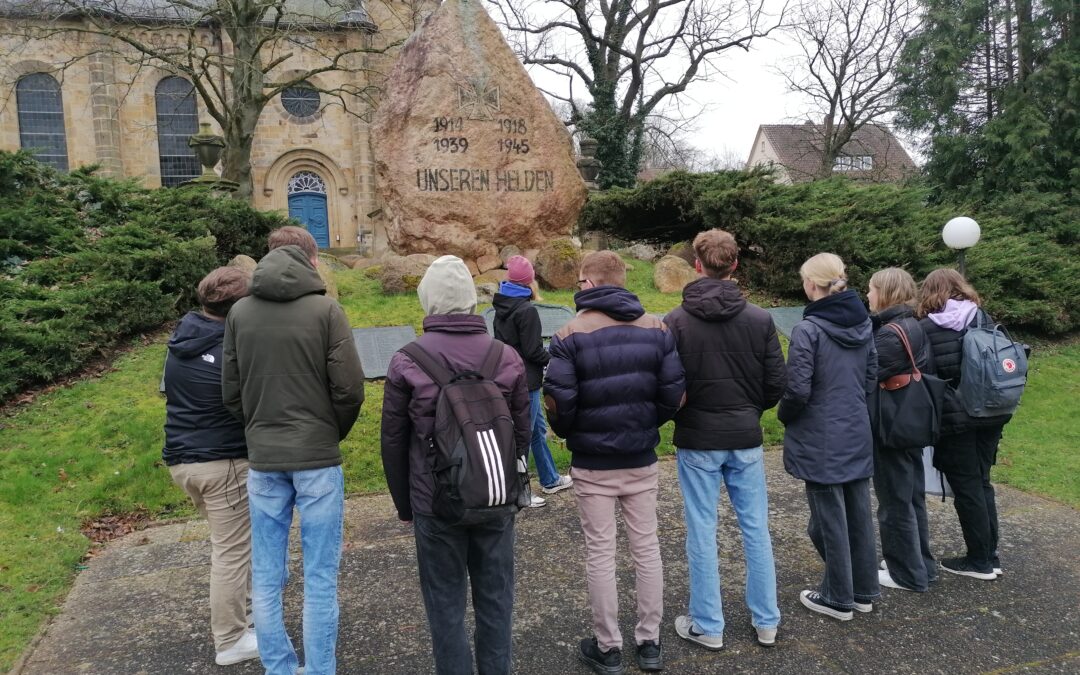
{"left": 572, "top": 464, "right": 663, "bottom": 651}
{"left": 170, "top": 459, "right": 251, "bottom": 651}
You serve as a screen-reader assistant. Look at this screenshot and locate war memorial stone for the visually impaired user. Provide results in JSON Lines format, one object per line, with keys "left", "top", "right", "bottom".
{"left": 371, "top": 0, "right": 587, "bottom": 263}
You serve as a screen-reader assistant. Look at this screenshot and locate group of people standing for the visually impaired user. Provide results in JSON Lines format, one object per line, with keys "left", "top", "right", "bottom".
{"left": 161, "top": 224, "right": 1011, "bottom": 675}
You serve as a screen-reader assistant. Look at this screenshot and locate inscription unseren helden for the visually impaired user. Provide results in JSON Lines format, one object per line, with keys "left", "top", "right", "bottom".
{"left": 415, "top": 168, "right": 555, "bottom": 193}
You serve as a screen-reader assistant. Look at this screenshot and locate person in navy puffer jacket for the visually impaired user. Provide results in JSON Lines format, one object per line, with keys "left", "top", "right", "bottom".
{"left": 544, "top": 250, "right": 685, "bottom": 674}
{"left": 778, "top": 253, "right": 880, "bottom": 623}
{"left": 163, "top": 266, "right": 259, "bottom": 667}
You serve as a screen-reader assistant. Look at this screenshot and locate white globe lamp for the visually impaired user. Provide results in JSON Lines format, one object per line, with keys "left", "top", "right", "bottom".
{"left": 942, "top": 216, "right": 980, "bottom": 276}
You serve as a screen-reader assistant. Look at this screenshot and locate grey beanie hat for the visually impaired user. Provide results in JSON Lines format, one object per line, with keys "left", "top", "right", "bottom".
{"left": 417, "top": 255, "right": 477, "bottom": 316}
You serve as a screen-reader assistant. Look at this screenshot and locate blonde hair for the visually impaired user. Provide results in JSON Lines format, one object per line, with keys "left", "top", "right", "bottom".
{"left": 692, "top": 228, "right": 738, "bottom": 279}
{"left": 917, "top": 268, "right": 981, "bottom": 317}
{"left": 800, "top": 253, "right": 848, "bottom": 295}
{"left": 869, "top": 268, "right": 917, "bottom": 310}
{"left": 579, "top": 250, "right": 627, "bottom": 287}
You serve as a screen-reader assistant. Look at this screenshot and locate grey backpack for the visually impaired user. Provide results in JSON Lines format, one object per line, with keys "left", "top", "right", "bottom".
{"left": 958, "top": 313, "right": 1028, "bottom": 418}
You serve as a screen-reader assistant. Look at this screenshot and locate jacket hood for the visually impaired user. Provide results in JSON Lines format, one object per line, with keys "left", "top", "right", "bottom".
{"left": 497, "top": 280, "right": 533, "bottom": 298}
{"left": 574, "top": 285, "right": 645, "bottom": 322}
{"left": 250, "top": 245, "right": 325, "bottom": 302}
{"left": 492, "top": 293, "right": 530, "bottom": 315}
{"left": 871, "top": 303, "right": 915, "bottom": 330}
{"left": 168, "top": 311, "right": 225, "bottom": 359}
{"left": 681, "top": 277, "right": 746, "bottom": 322}
{"left": 804, "top": 290, "right": 873, "bottom": 348}
{"left": 927, "top": 298, "right": 980, "bottom": 331}
{"left": 422, "top": 314, "right": 489, "bottom": 334}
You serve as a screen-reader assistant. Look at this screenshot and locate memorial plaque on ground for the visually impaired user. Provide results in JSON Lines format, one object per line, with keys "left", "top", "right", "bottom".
{"left": 371, "top": 0, "right": 587, "bottom": 261}
{"left": 766, "top": 306, "right": 806, "bottom": 339}
{"left": 482, "top": 304, "right": 576, "bottom": 342}
{"left": 351, "top": 326, "right": 418, "bottom": 379}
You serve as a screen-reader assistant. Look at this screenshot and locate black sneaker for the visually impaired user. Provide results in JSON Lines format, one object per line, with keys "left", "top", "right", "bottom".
{"left": 636, "top": 640, "right": 663, "bottom": 672}
{"left": 578, "top": 637, "right": 625, "bottom": 675}
{"left": 941, "top": 556, "right": 997, "bottom": 580}
{"left": 799, "top": 590, "right": 853, "bottom": 621}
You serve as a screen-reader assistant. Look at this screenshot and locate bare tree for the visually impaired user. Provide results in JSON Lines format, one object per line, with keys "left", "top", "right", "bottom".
{"left": 781, "top": 0, "right": 920, "bottom": 177}
{"left": 0, "top": 0, "right": 426, "bottom": 200}
{"left": 488, "top": 0, "right": 785, "bottom": 188}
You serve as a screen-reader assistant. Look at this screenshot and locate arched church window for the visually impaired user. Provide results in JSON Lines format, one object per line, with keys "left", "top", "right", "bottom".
{"left": 155, "top": 76, "right": 201, "bottom": 187}
{"left": 17, "top": 73, "right": 69, "bottom": 171}
{"left": 287, "top": 171, "right": 327, "bottom": 194}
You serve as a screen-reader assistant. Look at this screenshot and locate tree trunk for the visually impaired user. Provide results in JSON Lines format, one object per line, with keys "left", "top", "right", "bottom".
{"left": 1016, "top": 0, "right": 1034, "bottom": 85}
{"left": 218, "top": 0, "right": 266, "bottom": 202}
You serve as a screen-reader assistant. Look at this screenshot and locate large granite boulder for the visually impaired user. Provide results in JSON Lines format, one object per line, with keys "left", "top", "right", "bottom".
{"left": 371, "top": 0, "right": 587, "bottom": 260}
{"left": 653, "top": 255, "right": 699, "bottom": 294}
{"left": 378, "top": 254, "right": 431, "bottom": 295}
{"left": 498, "top": 245, "right": 521, "bottom": 265}
{"left": 666, "top": 242, "right": 696, "bottom": 265}
{"left": 535, "top": 238, "right": 583, "bottom": 290}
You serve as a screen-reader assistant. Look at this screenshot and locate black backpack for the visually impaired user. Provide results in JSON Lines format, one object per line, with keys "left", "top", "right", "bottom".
{"left": 400, "top": 340, "right": 527, "bottom": 524}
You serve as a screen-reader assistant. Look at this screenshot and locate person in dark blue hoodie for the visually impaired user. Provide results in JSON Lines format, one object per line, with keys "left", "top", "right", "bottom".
{"left": 778, "top": 253, "right": 880, "bottom": 622}
{"left": 544, "top": 251, "right": 685, "bottom": 674}
{"left": 163, "top": 266, "right": 258, "bottom": 667}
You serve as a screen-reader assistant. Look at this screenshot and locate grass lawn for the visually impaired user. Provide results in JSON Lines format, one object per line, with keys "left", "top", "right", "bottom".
{"left": 0, "top": 256, "right": 1073, "bottom": 670}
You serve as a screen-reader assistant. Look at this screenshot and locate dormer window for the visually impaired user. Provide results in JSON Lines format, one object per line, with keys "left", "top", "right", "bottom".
{"left": 833, "top": 155, "right": 873, "bottom": 171}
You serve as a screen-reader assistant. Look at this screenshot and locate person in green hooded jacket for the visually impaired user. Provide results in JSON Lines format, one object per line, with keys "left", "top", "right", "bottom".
{"left": 223, "top": 226, "right": 365, "bottom": 675}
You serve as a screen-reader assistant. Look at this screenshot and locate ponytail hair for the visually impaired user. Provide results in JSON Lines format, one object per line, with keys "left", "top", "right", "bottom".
{"left": 800, "top": 253, "right": 848, "bottom": 296}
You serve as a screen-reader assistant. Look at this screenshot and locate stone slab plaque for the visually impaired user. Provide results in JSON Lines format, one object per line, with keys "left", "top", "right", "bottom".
{"left": 482, "top": 303, "right": 576, "bottom": 341}
{"left": 371, "top": 0, "right": 587, "bottom": 260}
{"left": 351, "top": 326, "right": 418, "bottom": 379}
{"left": 766, "top": 306, "right": 806, "bottom": 339}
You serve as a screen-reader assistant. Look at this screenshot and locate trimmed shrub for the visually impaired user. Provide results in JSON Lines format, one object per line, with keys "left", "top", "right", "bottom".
{"left": 579, "top": 171, "right": 1080, "bottom": 334}
{"left": 0, "top": 151, "right": 291, "bottom": 400}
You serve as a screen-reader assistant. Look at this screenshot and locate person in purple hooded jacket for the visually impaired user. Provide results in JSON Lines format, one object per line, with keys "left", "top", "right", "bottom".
{"left": 544, "top": 251, "right": 685, "bottom": 674}
{"left": 381, "top": 255, "right": 531, "bottom": 675}
{"left": 917, "top": 268, "right": 1012, "bottom": 580}
{"left": 778, "top": 253, "right": 880, "bottom": 622}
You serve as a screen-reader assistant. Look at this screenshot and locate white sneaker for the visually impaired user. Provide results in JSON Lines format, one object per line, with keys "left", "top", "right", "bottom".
{"left": 215, "top": 629, "right": 259, "bottom": 666}
{"left": 754, "top": 625, "right": 777, "bottom": 647}
{"left": 674, "top": 615, "right": 724, "bottom": 650}
{"left": 528, "top": 495, "right": 547, "bottom": 508}
{"left": 541, "top": 475, "right": 573, "bottom": 494}
{"left": 878, "top": 568, "right": 914, "bottom": 591}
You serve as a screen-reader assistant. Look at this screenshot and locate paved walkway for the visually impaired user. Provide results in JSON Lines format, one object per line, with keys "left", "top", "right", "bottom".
{"left": 14, "top": 453, "right": 1080, "bottom": 674}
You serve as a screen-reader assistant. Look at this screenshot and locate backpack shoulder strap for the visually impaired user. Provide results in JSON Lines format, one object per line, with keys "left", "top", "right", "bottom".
{"left": 479, "top": 340, "right": 504, "bottom": 381}
{"left": 400, "top": 342, "right": 454, "bottom": 388}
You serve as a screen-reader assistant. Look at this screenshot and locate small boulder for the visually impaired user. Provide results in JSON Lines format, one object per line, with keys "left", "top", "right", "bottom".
{"left": 535, "top": 238, "right": 583, "bottom": 290}
{"left": 498, "top": 245, "right": 522, "bottom": 266}
{"left": 317, "top": 253, "right": 348, "bottom": 271}
{"left": 653, "top": 255, "right": 699, "bottom": 294}
{"left": 338, "top": 254, "right": 367, "bottom": 269}
{"left": 378, "top": 254, "right": 431, "bottom": 294}
{"left": 406, "top": 253, "right": 438, "bottom": 267}
{"left": 666, "top": 241, "right": 696, "bottom": 266}
{"left": 464, "top": 259, "right": 481, "bottom": 277}
{"left": 625, "top": 243, "right": 661, "bottom": 262}
{"left": 477, "top": 255, "right": 501, "bottom": 274}
{"left": 474, "top": 270, "right": 508, "bottom": 286}
{"left": 475, "top": 282, "right": 499, "bottom": 304}
{"left": 523, "top": 248, "right": 540, "bottom": 263}
{"left": 227, "top": 254, "right": 257, "bottom": 273}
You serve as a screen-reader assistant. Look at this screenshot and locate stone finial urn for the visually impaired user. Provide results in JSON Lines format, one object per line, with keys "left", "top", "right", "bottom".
{"left": 183, "top": 122, "right": 238, "bottom": 192}
{"left": 576, "top": 135, "right": 602, "bottom": 189}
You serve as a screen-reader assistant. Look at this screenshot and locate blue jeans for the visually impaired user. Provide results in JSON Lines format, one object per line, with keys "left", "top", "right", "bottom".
{"left": 248, "top": 466, "right": 344, "bottom": 675}
{"left": 414, "top": 513, "right": 515, "bottom": 675}
{"left": 527, "top": 389, "right": 559, "bottom": 488}
{"left": 677, "top": 447, "right": 780, "bottom": 636}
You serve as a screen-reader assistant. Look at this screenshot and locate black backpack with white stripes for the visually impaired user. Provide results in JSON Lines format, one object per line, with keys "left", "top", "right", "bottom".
{"left": 400, "top": 340, "right": 523, "bottom": 524}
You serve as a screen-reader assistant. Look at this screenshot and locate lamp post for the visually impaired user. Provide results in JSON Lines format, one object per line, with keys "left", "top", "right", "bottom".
{"left": 942, "top": 216, "right": 981, "bottom": 277}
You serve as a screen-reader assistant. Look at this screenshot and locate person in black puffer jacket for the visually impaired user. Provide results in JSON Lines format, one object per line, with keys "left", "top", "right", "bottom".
{"left": 544, "top": 251, "right": 685, "bottom": 673}
{"left": 163, "top": 266, "right": 258, "bottom": 667}
{"left": 492, "top": 255, "right": 571, "bottom": 503}
{"left": 917, "top": 268, "right": 1011, "bottom": 581}
{"left": 778, "top": 253, "right": 880, "bottom": 622}
{"left": 866, "top": 268, "right": 937, "bottom": 594}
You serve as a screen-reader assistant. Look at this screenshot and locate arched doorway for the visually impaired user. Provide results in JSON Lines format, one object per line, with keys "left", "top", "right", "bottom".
{"left": 287, "top": 171, "right": 330, "bottom": 248}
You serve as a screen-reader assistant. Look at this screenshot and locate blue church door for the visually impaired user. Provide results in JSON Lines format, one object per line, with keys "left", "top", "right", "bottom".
{"left": 286, "top": 171, "right": 330, "bottom": 248}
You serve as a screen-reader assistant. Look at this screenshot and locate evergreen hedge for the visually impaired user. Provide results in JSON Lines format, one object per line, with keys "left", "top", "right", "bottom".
{"left": 580, "top": 170, "right": 1080, "bottom": 334}
{"left": 0, "top": 152, "right": 290, "bottom": 400}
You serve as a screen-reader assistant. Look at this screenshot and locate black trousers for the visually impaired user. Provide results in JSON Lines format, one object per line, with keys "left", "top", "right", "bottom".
{"left": 873, "top": 445, "right": 936, "bottom": 590}
{"left": 414, "top": 513, "right": 516, "bottom": 675}
{"left": 934, "top": 425, "right": 1005, "bottom": 570}
{"left": 805, "top": 478, "right": 880, "bottom": 608}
